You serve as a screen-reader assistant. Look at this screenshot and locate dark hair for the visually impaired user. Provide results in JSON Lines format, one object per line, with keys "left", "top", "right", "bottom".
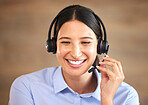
{"left": 53, "top": 5, "right": 102, "bottom": 39}
{"left": 53, "top": 5, "right": 102, "bottom": 72}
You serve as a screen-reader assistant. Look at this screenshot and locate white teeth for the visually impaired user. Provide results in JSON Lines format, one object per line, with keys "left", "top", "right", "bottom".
{"left": 68, "top": 60, "right": 84, "bottom": 65}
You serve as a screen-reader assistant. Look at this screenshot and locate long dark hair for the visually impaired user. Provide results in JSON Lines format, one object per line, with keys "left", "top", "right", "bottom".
{"left": 53, "top": 5, "right": 102, "bottom": 72}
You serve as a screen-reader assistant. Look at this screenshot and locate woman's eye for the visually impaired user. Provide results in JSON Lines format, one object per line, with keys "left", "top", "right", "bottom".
{"left": 81, "top": 42, "right": 91, "bottom": 44}
{"left": 61, "top": 41, "right": 70, "bottom": 44}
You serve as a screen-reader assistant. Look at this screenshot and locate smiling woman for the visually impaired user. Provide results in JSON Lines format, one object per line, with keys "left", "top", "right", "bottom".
{"left": 8, "top": 5, "right": 139, "bottom": 105}
{"left": 56, "top": 20, "right": 98, "bottom": 77}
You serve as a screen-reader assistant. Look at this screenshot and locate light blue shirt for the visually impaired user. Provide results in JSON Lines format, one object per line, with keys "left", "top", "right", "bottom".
{"left": 9, "top": 66, "right": 139, "bottom": 105}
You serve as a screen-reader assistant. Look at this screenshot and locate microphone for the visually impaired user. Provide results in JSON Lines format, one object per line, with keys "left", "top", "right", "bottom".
{"left": 88, "top": 65, "right": 100, "bottom": 73}
{"left": 88, "top": 66, "right": 96, "bottom": 73}
{"left": 88, "top": 55, "right": 109, "bottom": 73}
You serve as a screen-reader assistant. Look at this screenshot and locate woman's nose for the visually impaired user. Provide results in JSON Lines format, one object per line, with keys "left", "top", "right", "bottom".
{"left": 71, "top": 44, "right": 82, "bottom": 59}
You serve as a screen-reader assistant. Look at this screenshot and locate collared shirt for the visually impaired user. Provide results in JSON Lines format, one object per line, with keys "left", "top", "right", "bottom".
{"left": 9, "top": 66, "right": 139, "bottom": 105}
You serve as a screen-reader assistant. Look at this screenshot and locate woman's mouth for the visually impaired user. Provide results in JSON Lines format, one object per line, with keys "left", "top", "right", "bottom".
{"left": 65, "top": 59, "right": 87, "bottom": 68}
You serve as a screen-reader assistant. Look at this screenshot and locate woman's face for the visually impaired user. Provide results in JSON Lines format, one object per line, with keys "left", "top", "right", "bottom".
{"left": 56, "top": 20, "right": 98, "bottom": 77}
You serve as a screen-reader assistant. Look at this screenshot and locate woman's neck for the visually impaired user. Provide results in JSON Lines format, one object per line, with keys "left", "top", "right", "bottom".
{"left": 62, "top": 71, "right": 98, "bottom": 94}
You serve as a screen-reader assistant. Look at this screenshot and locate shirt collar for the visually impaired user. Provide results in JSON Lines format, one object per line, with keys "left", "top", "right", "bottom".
{"left": 53, "top": 66, "right": 101, "bottom": 101}
{"left": 53, "top": 66, "right": 68, "bottom": 94}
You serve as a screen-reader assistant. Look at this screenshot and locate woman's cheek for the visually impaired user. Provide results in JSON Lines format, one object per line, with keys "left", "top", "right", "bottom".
{"left": 85, "top": 45, "right": 97, "bottom": 55}
{"left": 57, "top": 45, "right": 69, "bottom": 57}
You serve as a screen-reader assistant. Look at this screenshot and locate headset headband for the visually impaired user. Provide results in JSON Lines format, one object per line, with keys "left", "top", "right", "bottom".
{"left": 46, "top": 6, "right": 109, "bottom": 55}
{"left": 93, "top": 13, "right": 107, "bottom": 41}
{"left": 48, "top": 15, "right": 59, "bottom": 40}
{"left": 48, "top": 13, "right": 107, "bottom": 42}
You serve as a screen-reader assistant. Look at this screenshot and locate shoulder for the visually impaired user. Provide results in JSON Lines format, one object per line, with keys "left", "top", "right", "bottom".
{"left": 114, "top": 81, "right": 139, "bottom": 105}
{"left": 11, "top": 66, "right": 60, "bottom": 89}
{"left": 119, "top": 82, "right": 139, "bottom": 97}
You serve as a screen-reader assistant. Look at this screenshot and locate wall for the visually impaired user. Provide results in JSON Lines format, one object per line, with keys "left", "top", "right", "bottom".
{"left": 0, "top": 0, "right": 148, "bottom": 104}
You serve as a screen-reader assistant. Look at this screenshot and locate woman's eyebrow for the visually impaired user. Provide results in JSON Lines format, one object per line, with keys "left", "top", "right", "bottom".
{"left": 59, "top": 37, "right": 71, "bottom": 40}
{"left": 80, "top": 37, "right": 93, "bottom": 40}
{"left": 58, "top": 37, "right": 93, "bottom": 40}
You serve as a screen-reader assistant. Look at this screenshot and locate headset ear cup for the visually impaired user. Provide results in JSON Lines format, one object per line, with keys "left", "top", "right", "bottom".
{"left": 46, "top": 39, "right": 52, "bottom": 52}
{"left": 105, "top": 41, "right": 109, "bottom": 54}
{"left": 97, "top": 39, "right": 109, "bottom": 54}
{"left": 52, "top": 38, "right": 57, "bottom": 54}
{"left": 46, "top": 38, "right": 57, "bottom": 54}
{"left": 102, "top": 40, "right": 109, "bottom": 54}
{"left": 97, "top": 39, "right": 102, "bottom": 54}
{"left": 103, "top": 41, "right": 106, "bottom": 53}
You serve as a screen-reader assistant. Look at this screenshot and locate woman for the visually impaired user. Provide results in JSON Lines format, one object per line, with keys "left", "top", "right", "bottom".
{"left": 9, "top": 5, "right": 139, "bottom": 105}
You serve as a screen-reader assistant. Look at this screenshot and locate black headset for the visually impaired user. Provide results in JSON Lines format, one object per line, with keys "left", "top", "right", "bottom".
{"left": 46, "top": 9, "right": 109, "bottom": 55}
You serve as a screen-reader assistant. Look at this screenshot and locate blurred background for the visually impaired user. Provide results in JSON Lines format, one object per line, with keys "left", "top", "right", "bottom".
{"left": 0, "top": 0, "right": 148, "bottom": 104}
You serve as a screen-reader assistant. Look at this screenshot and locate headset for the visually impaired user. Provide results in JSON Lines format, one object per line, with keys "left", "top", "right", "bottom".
{"left": 46, "top": 7, "right": 109, "bottom": 55}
